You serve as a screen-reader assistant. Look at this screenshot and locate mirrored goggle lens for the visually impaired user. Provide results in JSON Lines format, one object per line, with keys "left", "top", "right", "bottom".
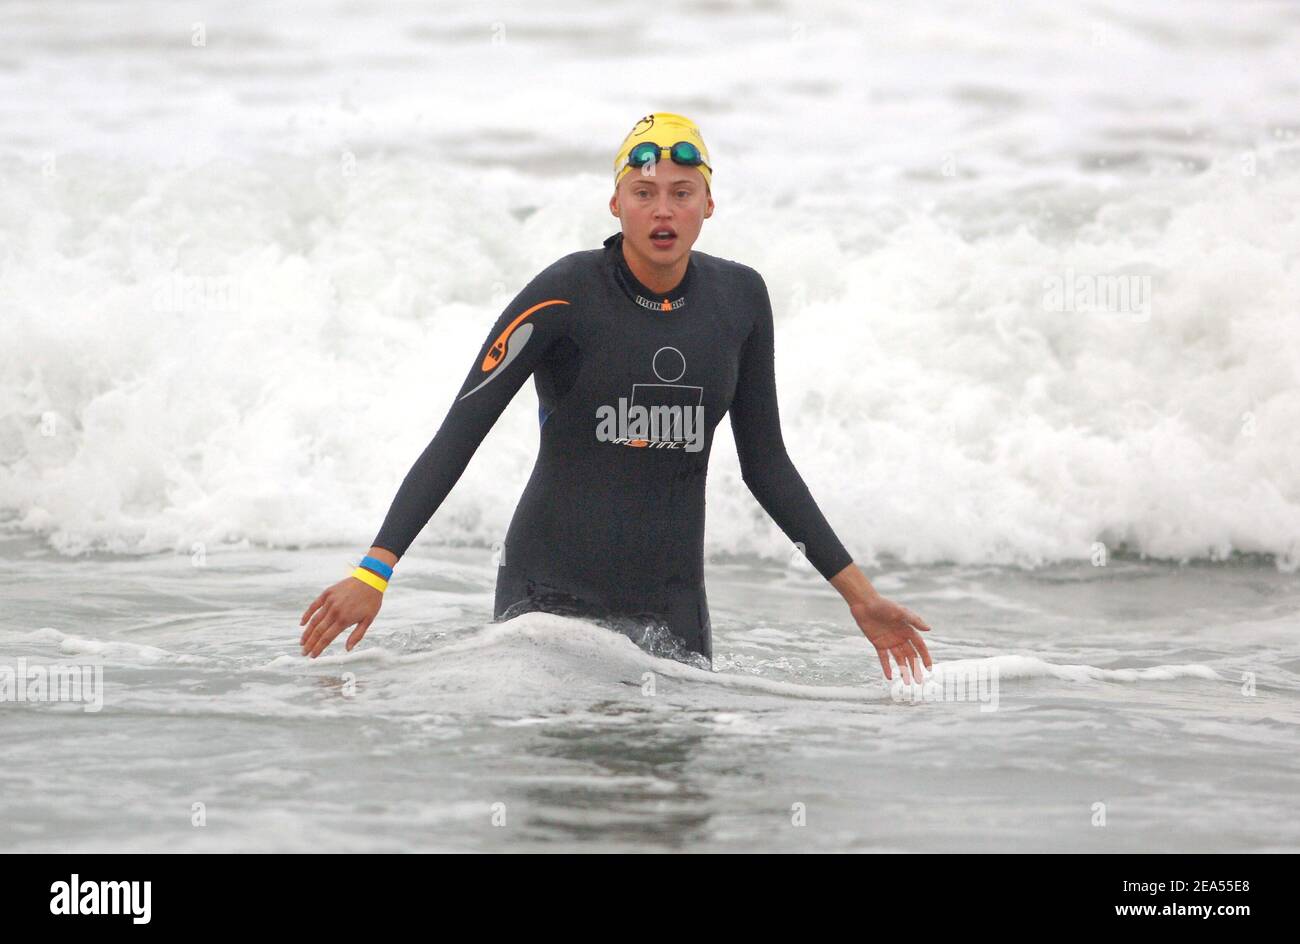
{"left": 627, "top": 142, "right": 661, "bottom": 166}
{"left": 670, "top": 142, "right": 702, "bottom": 165}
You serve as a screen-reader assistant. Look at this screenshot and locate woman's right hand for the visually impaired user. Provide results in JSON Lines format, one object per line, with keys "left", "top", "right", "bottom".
{"left": 299, "top": 575, "right": 383, "bottom": 658}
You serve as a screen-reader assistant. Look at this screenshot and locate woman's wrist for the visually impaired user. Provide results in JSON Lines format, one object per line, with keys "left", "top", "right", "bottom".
{"left": 366, "top": 546, "right": 399, "bottom": 568}
{"left": 828, "top": 561, "right": 879, "bottom": 606}
{"left": 351, "top": 548, "right": 399, "bottom": 593}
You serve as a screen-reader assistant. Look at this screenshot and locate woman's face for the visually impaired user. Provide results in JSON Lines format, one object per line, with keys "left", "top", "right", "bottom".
{"left": 610, "top": 163, "right": 714, "bottom": 266}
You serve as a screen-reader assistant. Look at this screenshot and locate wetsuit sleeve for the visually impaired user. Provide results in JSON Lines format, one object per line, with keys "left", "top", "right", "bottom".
{"left": 369, "top": 268, "right": 574, "bottom": 559}
{"left": 728, "top": 271, "right": 854, "bottom": 580}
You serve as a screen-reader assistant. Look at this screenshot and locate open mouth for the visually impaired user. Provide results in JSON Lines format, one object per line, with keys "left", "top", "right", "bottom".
{"left": 649, "top": 227, "right": 677, "bottom": 249}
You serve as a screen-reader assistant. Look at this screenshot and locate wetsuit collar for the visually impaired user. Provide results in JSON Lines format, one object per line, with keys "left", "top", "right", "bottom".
{"left": 604, "top": 232, "right": 694, "bottom": 312}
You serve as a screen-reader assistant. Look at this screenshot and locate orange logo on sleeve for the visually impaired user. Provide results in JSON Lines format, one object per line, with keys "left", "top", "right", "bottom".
{"left": 482, "top": 299, "right": 569, "bottom": 372}
{"left": 458, "top": 298, "right": 569, "bottom": 403}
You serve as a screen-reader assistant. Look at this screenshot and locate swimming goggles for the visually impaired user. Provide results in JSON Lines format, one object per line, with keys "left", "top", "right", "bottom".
{"left": 623, "top": 140, "right": 711, "bottom": 174}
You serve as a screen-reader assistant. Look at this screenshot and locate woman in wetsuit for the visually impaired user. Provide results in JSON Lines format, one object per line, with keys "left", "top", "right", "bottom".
{"left": 300, "top": 112, "right": 933, "bottom": 680}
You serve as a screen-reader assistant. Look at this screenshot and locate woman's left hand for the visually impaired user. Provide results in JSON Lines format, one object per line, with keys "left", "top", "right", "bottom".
{"left": 848, "top": 592, "right": 933, "bottom": 684}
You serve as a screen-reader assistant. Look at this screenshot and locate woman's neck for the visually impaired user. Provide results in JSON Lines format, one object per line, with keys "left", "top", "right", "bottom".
{"left": 621, "top": 239, "right": 689, "bottom": 296}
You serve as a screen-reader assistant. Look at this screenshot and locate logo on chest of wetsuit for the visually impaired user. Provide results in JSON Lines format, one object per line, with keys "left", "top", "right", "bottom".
{"left": 594, "top": 346, "right": 704, "bottom": 452}
{"left": 634, "top": 293, "right": 686, "bottom": 312}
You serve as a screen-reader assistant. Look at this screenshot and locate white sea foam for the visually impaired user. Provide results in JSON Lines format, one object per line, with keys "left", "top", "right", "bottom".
{"left": 268, "top": 613, "right": 1225, "bottom": 708}
{"left": 2, "top": 0, "right": 1297, "bottom": 571}
{"left": 9, "top": 626, "right": 202, "bottom": 665}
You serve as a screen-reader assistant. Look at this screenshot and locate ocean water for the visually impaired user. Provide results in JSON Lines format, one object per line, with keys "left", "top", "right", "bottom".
{"left": 2, "top": 0, "right": 1298, "bottom": 852}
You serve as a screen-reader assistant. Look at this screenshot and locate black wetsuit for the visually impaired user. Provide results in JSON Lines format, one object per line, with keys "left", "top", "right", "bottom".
{"left": 371, "top": 232, "right": 852, "bottom": 661}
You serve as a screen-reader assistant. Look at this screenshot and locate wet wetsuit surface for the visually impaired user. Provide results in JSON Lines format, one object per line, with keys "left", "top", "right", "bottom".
{"left": 371, "top": 232, "right": 853, "bottom": 661}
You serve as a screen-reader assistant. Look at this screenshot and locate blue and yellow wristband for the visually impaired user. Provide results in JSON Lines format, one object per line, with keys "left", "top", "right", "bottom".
{"left": 350, "top": 555, "right": 394, "bottom": 592}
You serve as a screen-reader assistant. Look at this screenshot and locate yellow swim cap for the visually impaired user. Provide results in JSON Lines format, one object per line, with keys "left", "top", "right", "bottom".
{"left": 613, "top": 112, "right": 712, "bottom": 191}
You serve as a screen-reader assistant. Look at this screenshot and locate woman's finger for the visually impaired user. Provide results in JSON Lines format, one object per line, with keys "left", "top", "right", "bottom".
{"left": 895, "top": 647, "right": 913, "bottom": 686}
{"left": 902, "top": 607, "right": 931, "bottom": 633}
{"left": 303, "top": 602, "right": 337, "bottom": 653}
{"left": 300, "top": 591, "right": 326, "bottom": 629}
{"left": 910, "top": 629, "right": 933, "bottom": 668}
{"left": 900, "top": 647, "right": 916, "bottom": 684}
{"left": 300, "top": 596, "right": 328, "bottom": 643}
{"left": 904, "top": 640, "right": 922, "bottom": 677}
{"left": 877, "top": 647, "right": 893, "bottom": 680}
{"left": 301, "top": 602, "right": 329, "bottom": 647}
{"left": 300, "top": 611, "right": 326, "bottom": 648}
{"left": 346, "top": 615, "right": 373, "bottom": 652}
{"left": 309, "top": 621, "right": 344, "bottom": 659}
